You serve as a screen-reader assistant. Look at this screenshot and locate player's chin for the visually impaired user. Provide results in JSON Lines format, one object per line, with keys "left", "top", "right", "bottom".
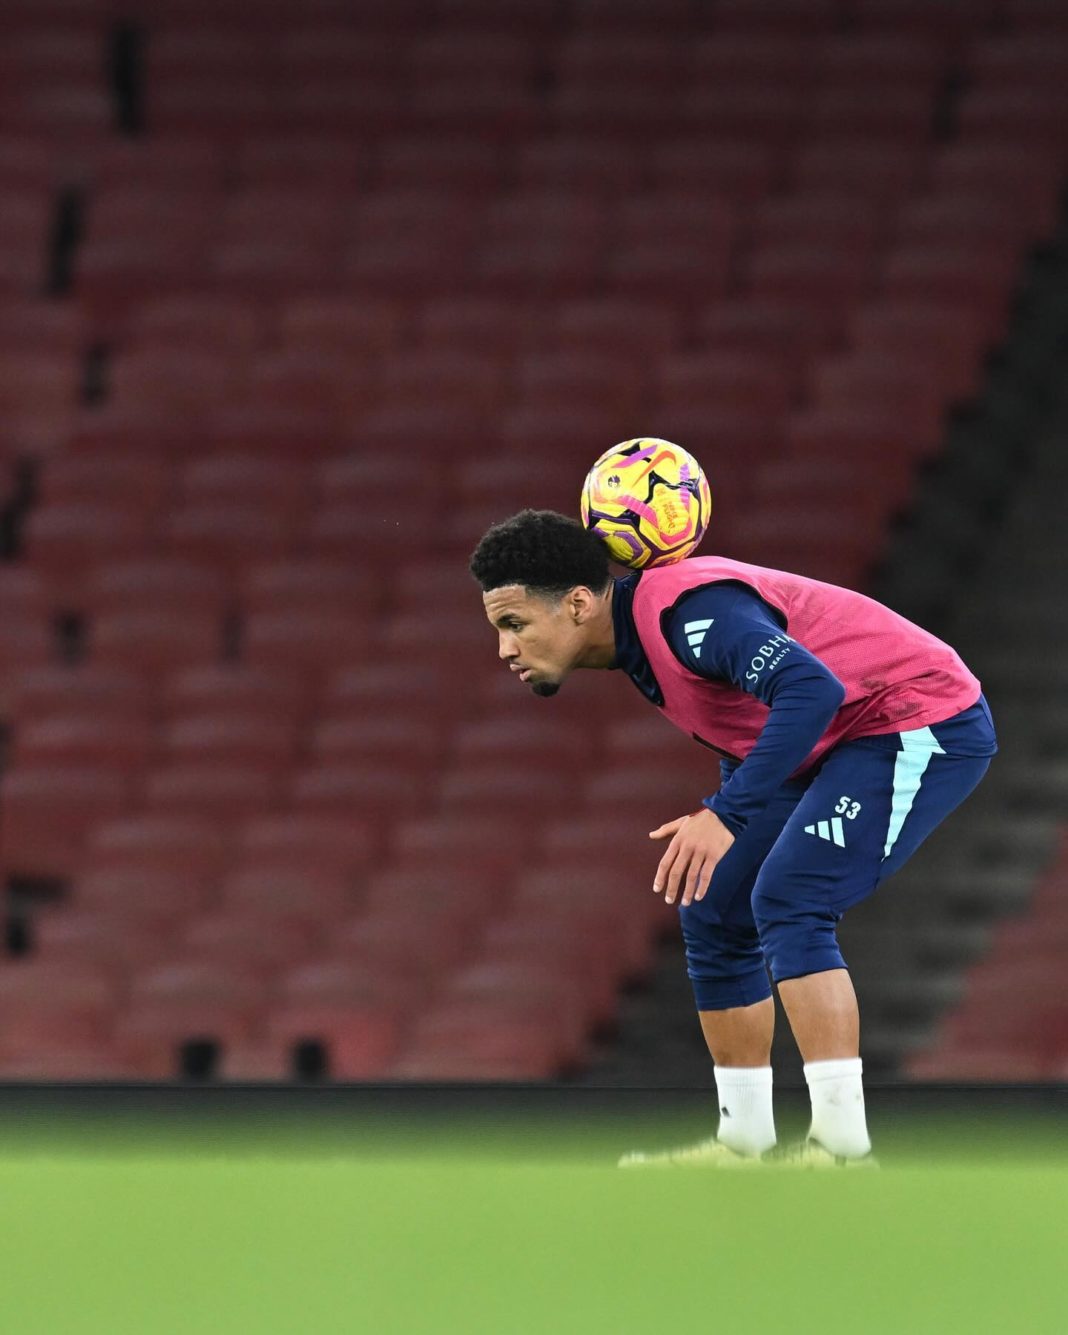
{"left": 530, "top": 678, "right": 560, "bottom": 698}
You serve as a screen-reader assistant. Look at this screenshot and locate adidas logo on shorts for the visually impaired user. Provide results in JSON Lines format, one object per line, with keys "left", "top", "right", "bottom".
{"left": 804, "top": 818, "right": 846, "bottom": 847}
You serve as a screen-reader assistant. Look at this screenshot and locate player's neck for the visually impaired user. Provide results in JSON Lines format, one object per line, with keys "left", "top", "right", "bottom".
{"left": 575, "top": 585, "right": 616, "bottom": 671}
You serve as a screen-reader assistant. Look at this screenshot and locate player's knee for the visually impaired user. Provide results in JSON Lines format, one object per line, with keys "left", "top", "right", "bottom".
{"left": 679, "top": 905, "right": 770, "bottom": 1010}
{"left": 752, "top": 887, "right": 845, "bottom": 983}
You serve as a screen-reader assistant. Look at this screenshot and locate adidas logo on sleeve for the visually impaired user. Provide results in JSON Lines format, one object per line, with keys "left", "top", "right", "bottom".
{"left": 684, "top": 619, "right": 714, "bottom": 658}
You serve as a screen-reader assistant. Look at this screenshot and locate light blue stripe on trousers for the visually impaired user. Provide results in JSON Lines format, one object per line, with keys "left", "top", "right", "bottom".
{"left": 882, "top": 725, "right": 947, "bottom": 861}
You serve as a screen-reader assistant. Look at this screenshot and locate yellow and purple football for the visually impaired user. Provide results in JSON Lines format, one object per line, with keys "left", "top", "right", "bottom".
{"left": 580, "top": 438, "right": 711, "bottom": 569}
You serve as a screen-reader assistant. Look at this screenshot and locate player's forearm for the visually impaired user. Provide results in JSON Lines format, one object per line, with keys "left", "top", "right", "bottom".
{"left": 703, "top": 671, "right": 845, "bottom": 833}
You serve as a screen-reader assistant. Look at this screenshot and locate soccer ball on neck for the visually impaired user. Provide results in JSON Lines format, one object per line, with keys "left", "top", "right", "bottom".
{"left": 580, "top": 438, "right": 712, "bottom": 570}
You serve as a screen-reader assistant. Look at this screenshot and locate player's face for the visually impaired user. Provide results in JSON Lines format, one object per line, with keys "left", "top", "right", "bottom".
{"left": 483, "top": 584, "right": 590, "bottom": 698}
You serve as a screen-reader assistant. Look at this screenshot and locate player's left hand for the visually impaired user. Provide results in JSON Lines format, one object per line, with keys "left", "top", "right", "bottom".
{"left": 649, "top": 808, "right": 735, "bottom": 908}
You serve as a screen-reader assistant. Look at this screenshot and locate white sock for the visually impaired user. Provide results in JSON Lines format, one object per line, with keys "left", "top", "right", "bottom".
{"left": 714, "top": 1065, "right": 776, "bottom": 1157}
{"left": 804, "top": 1057, "right": 872, "bottom": 1159}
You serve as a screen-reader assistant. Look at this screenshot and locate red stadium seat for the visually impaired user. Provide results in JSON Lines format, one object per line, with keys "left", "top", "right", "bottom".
{"left": 322, "top": 661, "right": 449, "bottom": 713}
{"left": 378, "top": 348, "right": 505, "bottom": 414}
{"left": 277, "top": 958, "right": 411, "bottom": 1010}
{"left": 682, "top": 85, "right": 803, "bottom": 144}
{"left": 744, "top": 243, "right": 875, "bottom": 338}
{"left": 813, "top": 34, "right": 944, "bottom": 89}
{"left": 805, "top": 85, "right": 936, "bottom": 143}
{"left": 853, "top": 0, "right": 993, "bottom": 44}
{"left": 305, "top": 501, "right": 440, "bottom": 566}
{"left": 515, "top": 137, "right": 646, "bottom": 195}
{"left": 895, "top": 195, "right": 1044, "bottom": 250}
{"left": 515, "top": 350, "right": 649, "bottom": 414}
{"left": 784, "top": 406, "right": 935, "bottom": 466}
{"left": 848, "top": 301, "right": 993, "bottom": 400}
{"left": 277, "top": 27, "right": 408, "bottom": 82}
{"left": 695, "top": 300, "right": 813, "bottom": 384}
{"left": 291, "top": 761, "right": 436, "bottom": 821}
{"left": 161, "top": 664, "right": 309, "bottom": 721}
{"left": 37, "top": 453, "right": 173, "bottom": 515}
{"left": 91, "top": 136, "right": 227, "bottom": 192}
{"left": 654, "top": 351, "right": 795, "bottom": 422}
{"left": 6, "top": 666, "right": 152, "bottom": 729}
{"left": 214, "top": 1036, "right": 294, "bottom": 1081}
{"left": 243, "top": 348, "right": 377, "bottom": 425}
{"left": 416, "top": 296, "right": 544, "bottom": 355}
{"left": 388, "top": 1012, "right": 563, "bottom": 1079}
{"left": 0, "top": 1044, "right": 149, "bottom": 1079}
{"left": 388, "top": 815, "right": 532, "bottom": 879}
{"left": 437, "top": 963, "right": 590, "bottom": 1064}
{"left": 277, "top": 295, "right": 407, "bottom": 356}
{"left": 789, "top": 136, "right": 925, "bottom": 202}
{"left": 262, "top": 1002, "right": 401, "bottom": 1078}
{"left": 236, "top": 135, "right": 364, "bottom": 193}
{"left": 310, "top": 715, "right": 447, "bottom": 765}
{"left": 71, "top": 866, "right": 215, "bottom": 921}
{"left": 0, "top": 298, "right": 86, "bottom": 355}
{"left": 180, "top": 910, "right": 322, "bottom": 974}
{"left": 552, "top": 298, "right": 683, "bottom": 357}
{"left": 0, "top": 961, "right": 121, "bottom": 1050}
{"left": 810, "top": 353, "right": 948, "bottom": 449}
{"left": 178, "top": 454, "right": 313, "bottom": 520}
{"left": 90, "top": 609, "right": 223, "bottom": 671}
{"left": 326, "top": 911, "right": 470, "bottom": 981}
{"left": 1002, "top": 0, "right": 1068, "bottom": 31}
{"left": 552, "top": 83, "right": 686, "bottom": 140}
{"left": 13, "top": 713, "right": 155, "bottom": 772}
{"left": 164, "top": 503, "right": 299, "bottom": 570}
{"left": 83, "top": 559, "right": 229, "bottom": 616}
{"left": 688, "top": 34, "right": 813, "bottom": 88}
{"left": 714, "top": 0, "right": 840, "bottom": 34}
{"left": 23, "top": 504, "right": 156, "bottom": 591}
{"left": 750, "top": 194, "right": 885, "bottom": 261}
{"left": 0, "top": 567, "right": 50, "bottom": 620}
{"left": 0, "top": 765, "right": 132, "bottom": 877}
{"left": 210, "top": 239, "right": 339, "bottom": 300}
{"left": 558, "top": 33, "right": 683, "bottom": 85}
{"left": 146, "top": 79, "right": 274, "bottom": 136}
{"left": 145, "top": 762, "right": 284, "bottom": 819}
{"left": 606, "top": 237, "right": 732, "bottom": 304}
{"left": 437, "top": 760, "right": 584, "bottom": 818}
{"left": 474, "top": 235, "right": 603, "bottom": 300}
{"left": 881, "top": 242, "right": 1021, "bottom": 327}
{"left": 238, "top": 560, "right": 378, "bottom": 617}
{"left": 128, "top": 295, "right": 264, "bottom": 354}
{"left": 359, "top": 866, "right": 490, "bottom": 930}
{"left": 376, "top": 136, "right": 504, "bottom": 193}
{"left": 218, "top": 863, "right": 357, "bottom": 925}
{"left": 34, "top": 910, "right": 178, "bottom": 971}
{"left": 85, "top": 816, "right": 235, "bottom": 882}
{"left": 238, "top": 815, "right": 377, "bottom": 876}
{"left": 241, "top": 609, "right": 372, "bottom": 674}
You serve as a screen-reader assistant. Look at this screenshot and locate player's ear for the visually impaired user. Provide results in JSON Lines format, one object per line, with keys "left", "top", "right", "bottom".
{"left": 568, "top": 585, "right": 595, "bottom": 622}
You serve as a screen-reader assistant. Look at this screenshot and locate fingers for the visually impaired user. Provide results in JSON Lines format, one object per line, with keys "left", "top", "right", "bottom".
{"left": 652, "top": 834, "right": 680, "bottom": 899}
{"left": 649, "top": 816, "right": 687, "bottom": 840}
{"left": 681, "top": 856, "right": 707, "bottom": 909}
{"left": 658, "top": 837, "right": 690, "bottom": 907}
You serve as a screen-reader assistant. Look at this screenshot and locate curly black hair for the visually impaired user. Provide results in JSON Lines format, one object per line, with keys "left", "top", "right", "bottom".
{"left": 469, "top": 509, "right": 612, "bottom": 596}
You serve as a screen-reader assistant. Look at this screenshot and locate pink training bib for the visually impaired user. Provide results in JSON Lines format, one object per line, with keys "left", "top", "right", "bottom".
{"left": 630, "top": 556, "right": 982, "bottom": 774}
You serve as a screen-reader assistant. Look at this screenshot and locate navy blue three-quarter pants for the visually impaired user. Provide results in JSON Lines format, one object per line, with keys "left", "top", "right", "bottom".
{"left": 679, "top": 696, "right": 997, "bottom": 1011}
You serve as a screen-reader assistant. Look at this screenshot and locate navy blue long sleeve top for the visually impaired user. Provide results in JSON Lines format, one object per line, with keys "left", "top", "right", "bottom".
{"left": 611, "top": 574, "right": 847, "bottom": 836}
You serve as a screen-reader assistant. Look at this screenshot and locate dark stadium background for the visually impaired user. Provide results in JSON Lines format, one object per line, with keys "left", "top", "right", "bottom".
{"left": 3, "top": 4, "right": 1067, "bottom": 1330}
{"left": 0, "top": 0, "right": 1066, "bottom": 1098}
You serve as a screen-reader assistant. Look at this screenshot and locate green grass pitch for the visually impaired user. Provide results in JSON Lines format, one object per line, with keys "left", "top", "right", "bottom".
{"left": 0, "top": 1092, "right": 1063, "bottom": 1334}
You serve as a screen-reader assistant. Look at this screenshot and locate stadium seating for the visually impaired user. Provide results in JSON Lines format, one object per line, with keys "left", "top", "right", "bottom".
{"left": 0, "top": 0, "right": 1064, "bottom": 1082}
